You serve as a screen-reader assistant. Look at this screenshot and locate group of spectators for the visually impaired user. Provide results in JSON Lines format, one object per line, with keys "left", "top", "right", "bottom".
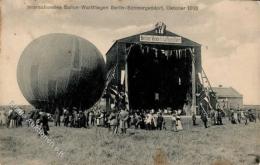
{"left": 198, "top": 108, "right": 258, "bottom": 129}
{"left": 229, "top": 109, "right": 257, "bottom": 125}
{"left": 46, "top": 107, "right": 187, "bottom": 133}
{"left": 1, "top": 105, "right": 259, "bottom": 136}
{"left": 48, "top": 106, "right": 186, "bottom": 134}
{"left": 0, "top": 107, "right": 24, "bottom": 128}
{"left": 50, "top": 107, "right": 169, "bottom": 134}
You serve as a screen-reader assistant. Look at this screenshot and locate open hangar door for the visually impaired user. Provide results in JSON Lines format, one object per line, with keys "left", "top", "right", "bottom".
{"left": 127, "top": 44, "right": 193, "bottom": 111}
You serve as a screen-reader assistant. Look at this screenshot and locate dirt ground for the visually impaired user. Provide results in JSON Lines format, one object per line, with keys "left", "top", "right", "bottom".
{"left": 0, "top": 116, "right": 260, "bottom": 165}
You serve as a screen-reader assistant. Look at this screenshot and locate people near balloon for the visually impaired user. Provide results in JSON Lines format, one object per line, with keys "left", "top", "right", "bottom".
{"left": 31, "top": 108, "right": 41, "bottom": 126}
{"left": 39, "top": 112, "right": 49, "bottom": 136}
{"left": 8, "top": 106, "right": 24, "bottom": 128}
{"left": 8, "top": 108, "right": 16, "bottom": 128}
{"left": 16, "top": 112, "right": 23, "bottom": 127}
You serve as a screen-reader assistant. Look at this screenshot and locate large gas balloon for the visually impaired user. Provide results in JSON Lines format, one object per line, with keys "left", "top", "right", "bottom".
{"left": 17, "top": 33, "right": 106, "bottom": 112}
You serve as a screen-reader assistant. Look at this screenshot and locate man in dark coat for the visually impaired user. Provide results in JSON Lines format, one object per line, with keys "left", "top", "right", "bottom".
{"left": 201, "top": 111, "right": 208, "bottom": 128}
{"left": 192, "top": 112, "right": 197, "bottom": 126}
{"left": 216, "top": 109, "right": 223, "bottom": 125}
{"left": 32, "top": 109, "right": 40, "bottom": 126}
{"left": 39, "top": 112, "right": 49, "bottom": 136}
{"left": 63, "top": 108, "right": 69, "bottom": 127}
{"left": 156, "top": 113, "right": 164, "bottom": 130}
{"left": 84, "top": 110, "right": 89, "bottom": 127}
{"left": 78, "top": 111, "right": 86, "bottom": 128}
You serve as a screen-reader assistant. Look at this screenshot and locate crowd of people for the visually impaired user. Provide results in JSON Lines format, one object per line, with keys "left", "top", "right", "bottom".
{"left": 0, "top": 105, "right": 259, "bottom": 136}
{"left": 229, "top": 109, "right": 257, "bottom": 125}
{"left": 56, "top": 107, "right": 188, "bottom": 134}
{"left": 52, "top": 107, "right": 172, "bottom": 134}
{"left": 0, "top": 107, "right": 24, "bottom": 128}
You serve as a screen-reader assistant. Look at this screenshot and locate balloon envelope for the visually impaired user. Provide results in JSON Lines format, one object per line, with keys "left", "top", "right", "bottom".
{"left": 17, "top": 33, "right": 106, "bottom": 112}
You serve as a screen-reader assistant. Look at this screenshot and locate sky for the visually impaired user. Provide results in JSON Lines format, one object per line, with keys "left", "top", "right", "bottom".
{"left": 1, "top": 0, "right": 260, "bottom": 105}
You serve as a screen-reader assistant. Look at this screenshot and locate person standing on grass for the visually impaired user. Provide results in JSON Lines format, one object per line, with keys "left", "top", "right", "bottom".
{"left": 72, "top": 108, "right": 79, "bottom": 128}
{"left": 17, "top": 112, "right": 23, "bottom": 127}
{"left": 244, "top": 111, "right": 248, "bottom": 125}
{"left": 119, "top": 108, "right": 129, "bottom": 134}
{"left": 201, "top": 111, "right": 208, "bottom": 128}
{"left": 39, "top": 112, "right": 49, "bottom": 136}
{"left": 9, "top": 108, "right": 18, "bottom": 128}
{"left": 135, "top": 112, "right": 142, "bottom": 129}
{"left": 171, "top": 111, "right": 177, "bottom": 132}
{"left": 176, "top": 111, "right": 183, "bottom": 131}
{"left": 0, "top": 110, "right": 7, "bottom": 127}
{"left": 54, "top": 107, "right": 61, "bottom": 127}
{"left": 145, "top": 110, "right": 154, "bottom": 130}
{"left": 84, "top": 109, "right": 89, "bottom": 128}
{"left": 192, "top": 112, "right": 196, "bottom": 126}
{"left": 210, "top": 110, "right": 216, "bottom": 125}
{"left": 63, "top": 108, "right": 69, "bottom": 127}
{"left": 32, "top": 109, "right": 41, "bottom": 126}
{"left": 78, "top": 110, "right": 86, "bottom": 128}
{"left": 89, "top": 110, "right": 94, "bottom": 126}
{"left": 108, "top": 109, "right": 118, "bottom": 134}
{"left": 156, "top": 112, "right": 164, "bottom": 130}
{"left": 216, "top": 109, "right": 223, "bottom": 125}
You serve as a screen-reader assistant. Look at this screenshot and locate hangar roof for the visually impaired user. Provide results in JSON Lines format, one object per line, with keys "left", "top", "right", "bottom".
{"left": 116, "top": 29, "right": 201, "bottom": 47}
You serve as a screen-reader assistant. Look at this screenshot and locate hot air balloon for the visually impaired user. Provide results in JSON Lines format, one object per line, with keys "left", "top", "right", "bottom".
{"left": 17, "top": 33, "right": 106, "bottom": 113}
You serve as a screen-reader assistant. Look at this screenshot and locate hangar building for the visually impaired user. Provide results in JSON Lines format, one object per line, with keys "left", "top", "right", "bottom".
{"left": 106, "top": 23, "right": 203, "bottom": 114}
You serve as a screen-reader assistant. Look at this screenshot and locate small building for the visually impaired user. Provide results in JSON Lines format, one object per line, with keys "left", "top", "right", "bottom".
{"left": 212, "top": 86, "right": 243, "bottom": 110}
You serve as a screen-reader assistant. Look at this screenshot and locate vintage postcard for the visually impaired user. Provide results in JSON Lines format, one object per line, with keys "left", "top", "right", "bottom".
{"left": 0, "top": 0, "right": 260, "bottom": 165}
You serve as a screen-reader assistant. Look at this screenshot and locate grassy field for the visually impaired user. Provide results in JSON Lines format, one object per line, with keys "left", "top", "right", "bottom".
{"left": 0, "top": 117, "right": 260, "bottom": 165}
